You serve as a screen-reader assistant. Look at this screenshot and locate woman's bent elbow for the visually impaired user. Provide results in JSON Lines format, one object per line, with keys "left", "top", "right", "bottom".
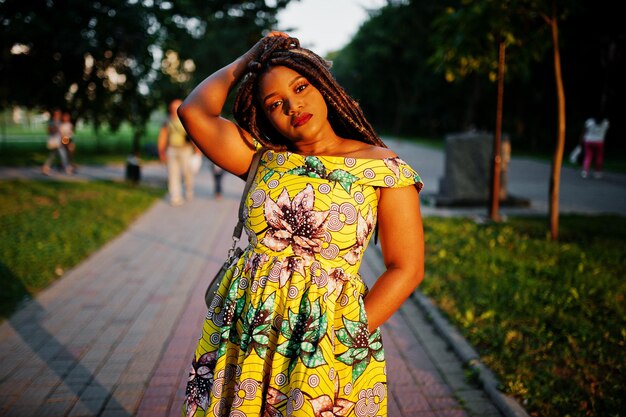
{"left": 414, "top": 269, "right": 425, "bottom": 288}
{"left": 177, "top": 101, "right": 192, "bottom": 124}
{"left": 388, "top": 263, "right": 424, "bottom": 290}
{"left": 407, "top": 264, "right": 425, "bottom": 289}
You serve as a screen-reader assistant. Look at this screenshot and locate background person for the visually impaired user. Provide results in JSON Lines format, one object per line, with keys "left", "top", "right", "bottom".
{"left": 177, "top": 32, "right": 424, "bottom": 417}
{"left": 158, "top": 99, "right": 196, "bottom": 206}
{"left": 581, "top": 117, "right": 610, "bottom": 178}
{"left": 209, "top": 162, "right": 224, "bottom": 199}
{"left": 59, "top": 111, "right": 76, "bottom": 172}
{"left": 42, "top": 108, "right": 71, "bottom": 175}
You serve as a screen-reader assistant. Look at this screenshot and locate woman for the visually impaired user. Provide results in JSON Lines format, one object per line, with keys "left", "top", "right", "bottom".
{"left": 178, "top": 31, "right": 424, "bottom": 417}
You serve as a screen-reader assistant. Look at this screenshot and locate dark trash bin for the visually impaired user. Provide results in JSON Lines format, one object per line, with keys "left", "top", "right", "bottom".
{"left": 125, "top": 155, "right": 141, "bottom": 184}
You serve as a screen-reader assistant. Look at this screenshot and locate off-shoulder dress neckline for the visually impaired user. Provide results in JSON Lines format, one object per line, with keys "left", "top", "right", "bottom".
{"left": 267, "top": 149, "right": 399, "bottom": 162}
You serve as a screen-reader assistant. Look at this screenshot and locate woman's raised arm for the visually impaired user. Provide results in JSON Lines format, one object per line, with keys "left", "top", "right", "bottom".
{"left": 177, "top": 32, "right": 289, "bottom": 178}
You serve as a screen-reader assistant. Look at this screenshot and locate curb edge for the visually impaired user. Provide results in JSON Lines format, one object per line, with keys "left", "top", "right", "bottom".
{"left": 410, "top": 292, "right": 530, "bottom": 417}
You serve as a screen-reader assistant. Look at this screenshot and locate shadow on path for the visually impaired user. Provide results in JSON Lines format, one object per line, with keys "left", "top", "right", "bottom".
{"left": 1, "top": 266, "right": 130, "bottom": 416}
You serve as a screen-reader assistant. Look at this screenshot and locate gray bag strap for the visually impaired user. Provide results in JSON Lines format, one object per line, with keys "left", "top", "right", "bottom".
{"left": 229, "top": 150, "right": 264, "bottom": 253}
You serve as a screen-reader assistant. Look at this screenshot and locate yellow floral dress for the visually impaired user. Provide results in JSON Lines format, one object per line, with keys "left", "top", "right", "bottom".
{"left": 184, "top": 150, "right": 423, "bottom": 417}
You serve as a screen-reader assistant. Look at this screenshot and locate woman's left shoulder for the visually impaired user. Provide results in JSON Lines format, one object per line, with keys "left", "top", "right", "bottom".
{"left": 364, "top": 146, "right": 398, "bottom": 159}
{"left": 344, "top": 143, "right": 398, "bottom": 159}
{"left": 351, "top": 144, "right": 424, "bottom": 192}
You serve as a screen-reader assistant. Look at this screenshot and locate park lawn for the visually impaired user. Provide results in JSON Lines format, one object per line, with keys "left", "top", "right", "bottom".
{"left": 422, "top": 215, "right": 626, "bottom": 417}
{"left": 0, "top": 179, "right": 165, "bottom": 318}
{"left": 0, "top": 120, "right": 161, "bottom": 166}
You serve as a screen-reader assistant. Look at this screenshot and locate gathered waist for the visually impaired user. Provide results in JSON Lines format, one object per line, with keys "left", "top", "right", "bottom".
{"left": 240, "top": 245, "right": 364, "bottom": 287}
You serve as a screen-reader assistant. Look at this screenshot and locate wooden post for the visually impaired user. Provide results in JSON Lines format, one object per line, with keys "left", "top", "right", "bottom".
{"left": 548, "top": 6, "right": 566, "bottom": 241}
{"left": 489, "top": 41, "right": 506, "bottom": 221}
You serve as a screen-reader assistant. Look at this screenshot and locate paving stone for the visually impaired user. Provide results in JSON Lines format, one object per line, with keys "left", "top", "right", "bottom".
{"left": 427, "top": 395, "right": 463, "bottom": 410}
{"left": 3, "top": 404, "right": 41, "bottom": 417}
{"left": 394, "top": 387, "right": 432, "bottom": 413}
{"left": 63, "top": 378, "right": 91, "bottom": 392}
{"left": 99, "top": 408, "right": 134, "bottom": 417}
{"left": 68, "top": 398, "right": 107, "bottom": 417}
{"left": 112, "top": 383, "right": 144, "bottom": 396}
{"left": 388, "top": 395, "right": 404, "bottom": 417}
{"left": 420, "top": 382, "right": 454, "bottom": 398}
{"left": 34, "top": 400, "right": 75, "bottom": 417}
{"left": 12, "top": 383, "right": 53, "bottom": 408}
{"left": 109, "top": 392, "right": 142, "bottom": 412}
{"left": 436, "top": 408, "right": 471, "bottom": 417}
{"left": 456, "top": 389, "right": 504, "bottom": 416}
{"left": 441, "top": 369, "right": 473, "bottom": 392}
{"left": 79, "top": 383, "right": 112, "bottom": 401}
{"left": 48, "top": 385, "right": 80, "bottom": 402}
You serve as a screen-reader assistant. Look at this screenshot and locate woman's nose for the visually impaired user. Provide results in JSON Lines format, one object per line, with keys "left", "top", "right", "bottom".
{"left": 284, "top": 98, "right": 302, "bottom": 115}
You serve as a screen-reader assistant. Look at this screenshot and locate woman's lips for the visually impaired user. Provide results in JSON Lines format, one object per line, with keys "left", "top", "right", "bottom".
{"left": 291, "top": 113, "right": 313, "bottom": 127}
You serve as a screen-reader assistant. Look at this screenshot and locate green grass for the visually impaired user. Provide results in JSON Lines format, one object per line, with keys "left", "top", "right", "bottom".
{"left": 0, "top": 179, "right": 165, "bottom": 318}
{"left": 422, "top": 215, "right": 626, "bottom": 417}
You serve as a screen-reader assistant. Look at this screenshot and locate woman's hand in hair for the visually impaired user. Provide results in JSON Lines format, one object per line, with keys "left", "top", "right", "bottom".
{"left": 244, "top": 31, "right": 292, "bottom": 63}
{"left": 178, "top": 31, "right": 294, "bottom": 179}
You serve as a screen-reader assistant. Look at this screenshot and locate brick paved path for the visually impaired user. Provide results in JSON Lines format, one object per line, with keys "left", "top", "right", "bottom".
{"left": 0, "top": 161, "right": 504, "bottom": 417}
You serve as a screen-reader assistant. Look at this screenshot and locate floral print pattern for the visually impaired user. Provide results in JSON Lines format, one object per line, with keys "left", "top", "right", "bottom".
{"left": 239, "top": 293, "right": 275, "bottom": 359}
{"left": 309, "top": 376, "right": 356, "bottom": 416}
{"left": 343, "top": 207, "right": 375, "bottom": 266}
{"left": 262, "top": 184, "right": 330, "bottom": 265}
{"left": 285, "top": 156, "right": 360, "bottom": 193}
{"left": 185, "top": 351, "right": 217, "bottom": 416}
{"left": 183, "top": 151, "right": 422, "bottom": 416}
{"left": 336, "top": 302, "right": 385, "bottom": 382}
{"left": 277, "top": 290, "right": 328, "bottom": 375}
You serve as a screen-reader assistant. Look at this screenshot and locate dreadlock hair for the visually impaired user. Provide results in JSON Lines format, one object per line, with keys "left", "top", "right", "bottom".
{"left": 232, "top": 36, "right": 387, "bottom": 151}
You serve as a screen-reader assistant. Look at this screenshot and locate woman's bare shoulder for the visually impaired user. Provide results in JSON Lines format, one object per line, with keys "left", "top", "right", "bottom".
{"left": 343, "top": 142, "right": 397, "bottom": 159}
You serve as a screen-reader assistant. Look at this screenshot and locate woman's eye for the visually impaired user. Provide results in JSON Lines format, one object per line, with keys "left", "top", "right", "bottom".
{"left": 295, "top": 83, "right": 308, "bottom": 93}
{"left": 268, "top": 100, "right": 282, "bottom": 111}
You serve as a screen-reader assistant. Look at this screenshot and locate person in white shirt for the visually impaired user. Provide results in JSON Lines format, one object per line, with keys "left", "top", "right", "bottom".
{"left": 158, "top": 99, "right": 197, "bottom": 206}
{"left": 581, "top": 117, "right": 609, "bottom": 178}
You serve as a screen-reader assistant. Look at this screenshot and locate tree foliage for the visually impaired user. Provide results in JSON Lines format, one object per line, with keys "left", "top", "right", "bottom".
{"left": 331, "top": 0, "right": 625, "bottom": 154}
{"left": 0, "top": 0, "right": 291, "bottom": 136}
{"left": 331, "top": 2, "right": 461, "bottom": 136}
{"left": 428, "top": 0, "right": 549, "bottom": 83}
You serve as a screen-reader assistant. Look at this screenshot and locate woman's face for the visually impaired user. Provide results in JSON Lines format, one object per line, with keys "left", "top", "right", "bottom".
{"left": 257, "top": 66, "right": 329, "bottom": 143}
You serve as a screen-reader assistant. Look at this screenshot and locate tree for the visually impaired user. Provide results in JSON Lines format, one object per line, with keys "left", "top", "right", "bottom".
{"left": 331, "top": 2, "right": 453, "bottom": 137}
{"left": 1, "top": 1, "right": 157, "bottom": 133}
{"left": 541, "top": 1, "right": 567, "bottom": 240}
{"left": 150, "top": 0, "right": 292, "bottom": 103}
{"left": 429, "top": 0, "right": 546, "bottom": 221}
{"left": 0, "top": 0, "right": 292, "bottom": 153}
{"left": 509, "top": 0, "right": 578, "bottom": 239}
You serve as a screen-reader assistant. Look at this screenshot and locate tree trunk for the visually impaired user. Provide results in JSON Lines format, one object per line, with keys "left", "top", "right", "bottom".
{"left": 548, "top": 9, "right": 566, "bottom": 241}
{"left": 489, "top": 41, "right": 506, "bottom": 221}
